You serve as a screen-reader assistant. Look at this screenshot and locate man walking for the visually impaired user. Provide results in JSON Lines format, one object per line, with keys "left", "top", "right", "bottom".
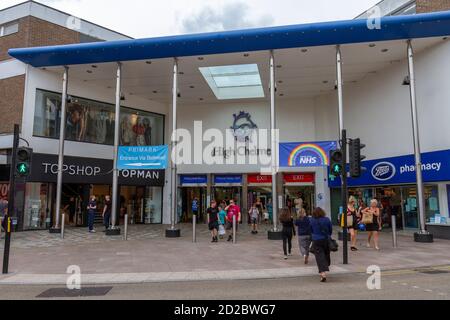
{"left": 225, "top": 199, "right": 241, "bottom": 242}
{"left": 103, "top": 195, "right": 112, "bottom": 231}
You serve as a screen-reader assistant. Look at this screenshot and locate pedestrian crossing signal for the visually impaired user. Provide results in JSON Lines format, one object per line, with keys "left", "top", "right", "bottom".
{"left": 329, "top": 149, "right": 343, "bottom": 177}
{"left": 17, "top": 163, "right": 29, "bottom": 174}
{"left": 15, "top": 147, "right": 33, "bottom": 178}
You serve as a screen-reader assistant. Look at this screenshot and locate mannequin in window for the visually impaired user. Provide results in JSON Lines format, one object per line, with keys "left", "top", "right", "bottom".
{"left": 95, "top": 109, "right": 108, "bottom": 144}
{"left": 66, "top": 103, "right": 87, "bottom": 141}
{"left": 133, "top": 117, "right": 146, "bottom": 146}
{"left": 120, "top": 115, "right": 134, "bottom": 146}
{"left": 143, "top": 117, "right": 152, "bottom": 146}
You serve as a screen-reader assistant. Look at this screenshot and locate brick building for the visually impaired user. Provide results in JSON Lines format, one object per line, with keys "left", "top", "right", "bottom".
{"left": 0, "top": 1, "right": 130, "bottom": 136}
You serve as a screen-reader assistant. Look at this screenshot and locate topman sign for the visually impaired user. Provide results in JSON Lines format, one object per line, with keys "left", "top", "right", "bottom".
{"left": 29, "top": 153, "right": 165, "bottom": 186}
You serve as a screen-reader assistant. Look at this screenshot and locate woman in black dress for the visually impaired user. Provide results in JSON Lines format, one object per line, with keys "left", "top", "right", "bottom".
{"left": 347, "top": 196, "right": 360, "bottom": 251}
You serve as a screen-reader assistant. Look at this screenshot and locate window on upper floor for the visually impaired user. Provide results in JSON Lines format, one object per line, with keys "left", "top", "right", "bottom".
{"left": 0, "top": 21, "right": 19, "bottom": 37}
{"left": 33, "top": 89, "right": 165, "bottom": 147}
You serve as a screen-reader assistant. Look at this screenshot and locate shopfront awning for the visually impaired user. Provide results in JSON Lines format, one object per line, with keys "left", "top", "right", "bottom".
{"left": 8, "top": 11, "right": 450, "bottom": 68}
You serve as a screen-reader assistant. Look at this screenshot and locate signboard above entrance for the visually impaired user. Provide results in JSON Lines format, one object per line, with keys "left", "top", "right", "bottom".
{"left": 280, "top": 141, "right": 337, "bottom": 167}
{"left": 118, "top": 145, "right": 169, "bottom": 170}
{"left": 248, "top": 174, "right": 272, "bottom": 184}
{"left": 284, "top": 173, "right": 315, "bottom": 184}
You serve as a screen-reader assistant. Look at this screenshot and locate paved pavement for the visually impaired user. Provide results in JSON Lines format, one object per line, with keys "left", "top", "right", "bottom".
{"left": 1, "top": 223, "right": 450, "bottom": 285}
{"left": 1, "top": 266, "right": 449, "bottom": 300}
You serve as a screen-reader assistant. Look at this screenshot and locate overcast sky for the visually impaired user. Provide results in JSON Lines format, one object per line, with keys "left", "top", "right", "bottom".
{"left": 1, "top": 0, "right": 381, "bottom": 38}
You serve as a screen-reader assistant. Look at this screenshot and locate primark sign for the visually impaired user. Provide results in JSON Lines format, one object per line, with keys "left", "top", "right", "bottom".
{"left": 30, "top": 153, "right": 165, "bottom": 186}
{"left": 329, "top": 149, "right": 450, "bottom": 187}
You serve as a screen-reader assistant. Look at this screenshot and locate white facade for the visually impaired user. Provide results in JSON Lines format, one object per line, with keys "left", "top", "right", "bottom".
{"left": 2, "top": 34, "right": 450, "bottom": 226}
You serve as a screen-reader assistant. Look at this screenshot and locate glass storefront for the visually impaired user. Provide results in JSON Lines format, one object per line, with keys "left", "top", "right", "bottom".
{"left": 346, "top": 184, "right": 440, "bottom": 229}
{"left": 23, "top": 183, "right": 53, "bottom": 230}
{"left": 284, "top": 186, "right": 316, "bottom": 215}
{"left": 180, "top": 187, "right": 207, "bottom": 223}
{"left": 33, "top": 89, "right": 164, "bottom": 146}
{"left": 213, "top": 187, "right": 242, "bottom": 207}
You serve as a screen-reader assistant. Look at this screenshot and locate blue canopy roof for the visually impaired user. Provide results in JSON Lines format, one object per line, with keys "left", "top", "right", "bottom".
{"left": 9, "top": 10, "right": 450, "bottom": 68}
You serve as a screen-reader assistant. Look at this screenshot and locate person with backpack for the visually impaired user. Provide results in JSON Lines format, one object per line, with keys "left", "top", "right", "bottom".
{"left": 295, "top": 206, "right": 312, "bottom": 264}
{"left": 279, "top": 208, "right": 296, "bottom": 260}
{"left": 310, "top": 207, "right": 333, "bottom": 282}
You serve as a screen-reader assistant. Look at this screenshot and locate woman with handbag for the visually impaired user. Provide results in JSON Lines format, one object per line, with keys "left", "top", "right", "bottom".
{"left": 362, "top": 199, "right": 381, "bottom": 250}
{"left": 347, "top": 196, "right": 360, "bottom": 252}
{"left": 310, "top": 207, "right": 333, "bottom": 282}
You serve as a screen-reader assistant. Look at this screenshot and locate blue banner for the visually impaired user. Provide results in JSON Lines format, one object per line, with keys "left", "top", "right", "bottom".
{"left": 214, "top": 175, "right": 242, "bottom": 185}
{"left": 280, "top": 141, "right": 338, "bottom": 167}
{"left": 180, "top": 175, "right": 208, "bottom": 185}
{"left": 117, "top": 145, "right": 168, "bottom": 170}
{"left": 329, "top": 149, "right": 450, "bottom": 187}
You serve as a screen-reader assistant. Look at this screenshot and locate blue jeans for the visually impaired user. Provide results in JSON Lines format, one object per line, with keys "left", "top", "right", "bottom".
{"left": 103, "top": 213, "right": 111, "bottom": 230}
{"left": 88, "top": 211, "right": 95, "bottom": 231}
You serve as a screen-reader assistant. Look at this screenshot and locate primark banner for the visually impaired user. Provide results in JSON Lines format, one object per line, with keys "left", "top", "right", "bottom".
{"left": 118, "top": 145, "right": 169, "bottom": 170}
{"left": 29, "top": 153, "right": 165, "bottom": 186}
{"left": 279, "top": 141, "right": 338, "bottom": 167}
{"left": 329, "top": 149, "right": 450, "bottom": 188}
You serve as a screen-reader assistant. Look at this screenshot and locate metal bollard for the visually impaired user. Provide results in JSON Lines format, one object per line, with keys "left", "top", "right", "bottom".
{"left": 61, "top": 213, "right": 65, "bottom": 239}
{"left": 232, "top": 215, "right": 237, "bottom": 244}
{"left": 124, "top": 214, "right": 128, "bottom": 241}
{"left": 193, "top": 214, "right": 197, "bottom": 243}
{"left": 392, "top": 215, "right": 398, "bottom": 248}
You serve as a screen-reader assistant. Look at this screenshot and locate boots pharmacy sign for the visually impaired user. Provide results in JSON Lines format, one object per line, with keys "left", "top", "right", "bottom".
{"left": 279, "top": 141, "right": 338, "bottom": 167}
{"left": 117, "top": 145, "right": 169, "bottom": 170}
{"left": 329, "top": 149, "right": 450, "bottom": 187}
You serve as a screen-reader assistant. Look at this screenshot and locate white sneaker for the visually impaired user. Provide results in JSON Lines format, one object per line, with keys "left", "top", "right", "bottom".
{"left": 366, "top": 243, "right": 371, "bottom": 248}
{"left": 284, "top": 255, "right": 288, "bottom": 260}
{"left": 89, "top": 230, "right": 96, "bottom": 233}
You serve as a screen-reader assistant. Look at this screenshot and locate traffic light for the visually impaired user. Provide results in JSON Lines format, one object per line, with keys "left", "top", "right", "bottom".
{"left": 329, "top": 149, "right": 343, "bottom": 177}
{"left": 15, "top": 147, "right": 33, "bottom": 178}
{"left": 349, "top": 138, "right": 366, "bottom": 178}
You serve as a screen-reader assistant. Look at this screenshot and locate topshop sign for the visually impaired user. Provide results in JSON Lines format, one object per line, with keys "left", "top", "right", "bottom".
{"left": 30, "top": 153, "right": 165, "bottom": 186}
{"left": 329, "top": 149, "right": 450, "bottom": 187}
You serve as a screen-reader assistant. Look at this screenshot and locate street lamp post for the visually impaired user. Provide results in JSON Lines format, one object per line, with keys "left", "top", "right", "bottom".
{"left": 50, "top": 66, "right": 69, "bottom": 234}
{"left": 268, "top": 50, "right": 282, "bottom": 240}
{"left": 107, "top": 62, "right": 122, "bottom": 236}
{"left": 166, "top": 58, "right": 181, "bottom": 238}
{"left": 337, "top": 45, "right": 349, "bottom": 264}
{"left": 407, "top": 40, "right": 433, "bottom": 243}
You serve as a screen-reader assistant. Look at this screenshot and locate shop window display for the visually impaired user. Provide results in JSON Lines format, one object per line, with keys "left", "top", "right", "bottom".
{"left": 23, "top": 183, "right": 52, "bottom": 230}
{"left": 33, "top": 89, "right": 164, "bottom": 146}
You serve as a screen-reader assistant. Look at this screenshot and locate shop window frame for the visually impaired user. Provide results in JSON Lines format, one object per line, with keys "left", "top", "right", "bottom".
{"left": 32, "top": 88, "right": 166, "bottom": 147}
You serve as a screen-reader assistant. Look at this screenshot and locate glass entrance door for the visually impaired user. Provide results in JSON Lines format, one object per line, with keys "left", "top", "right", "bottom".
{"left": 284, "top": 186, "right": 315, "bottom": 216}
{"left": 180, "top": 187, "right": 207, "bottom": 223}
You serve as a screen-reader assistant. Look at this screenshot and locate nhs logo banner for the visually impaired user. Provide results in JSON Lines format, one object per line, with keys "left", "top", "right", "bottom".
{"left": 329, "top": 149, "right": 450, "bottom": 187}
{"left": 117, "top": 145, "right": 169, "bottom": 170}
{"left": 280, "top": 141, "right": 338, "bottom": 167}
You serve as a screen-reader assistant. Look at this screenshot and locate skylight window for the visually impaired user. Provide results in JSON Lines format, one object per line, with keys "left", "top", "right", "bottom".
{"left": 199, "top": 64, "right": 265, "bottom": 100}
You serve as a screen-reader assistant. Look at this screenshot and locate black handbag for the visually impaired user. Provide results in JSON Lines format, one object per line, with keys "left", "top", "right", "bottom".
{"left": 320, "top": 225, "right": 339, "bottom": 252}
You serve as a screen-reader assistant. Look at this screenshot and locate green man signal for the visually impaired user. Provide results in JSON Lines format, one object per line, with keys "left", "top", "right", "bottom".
{"left": 329, "top": 149, "right": 343, "bottom": 178}
{"left": 15, "top": 147, "right": 33, "bottom": 178}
